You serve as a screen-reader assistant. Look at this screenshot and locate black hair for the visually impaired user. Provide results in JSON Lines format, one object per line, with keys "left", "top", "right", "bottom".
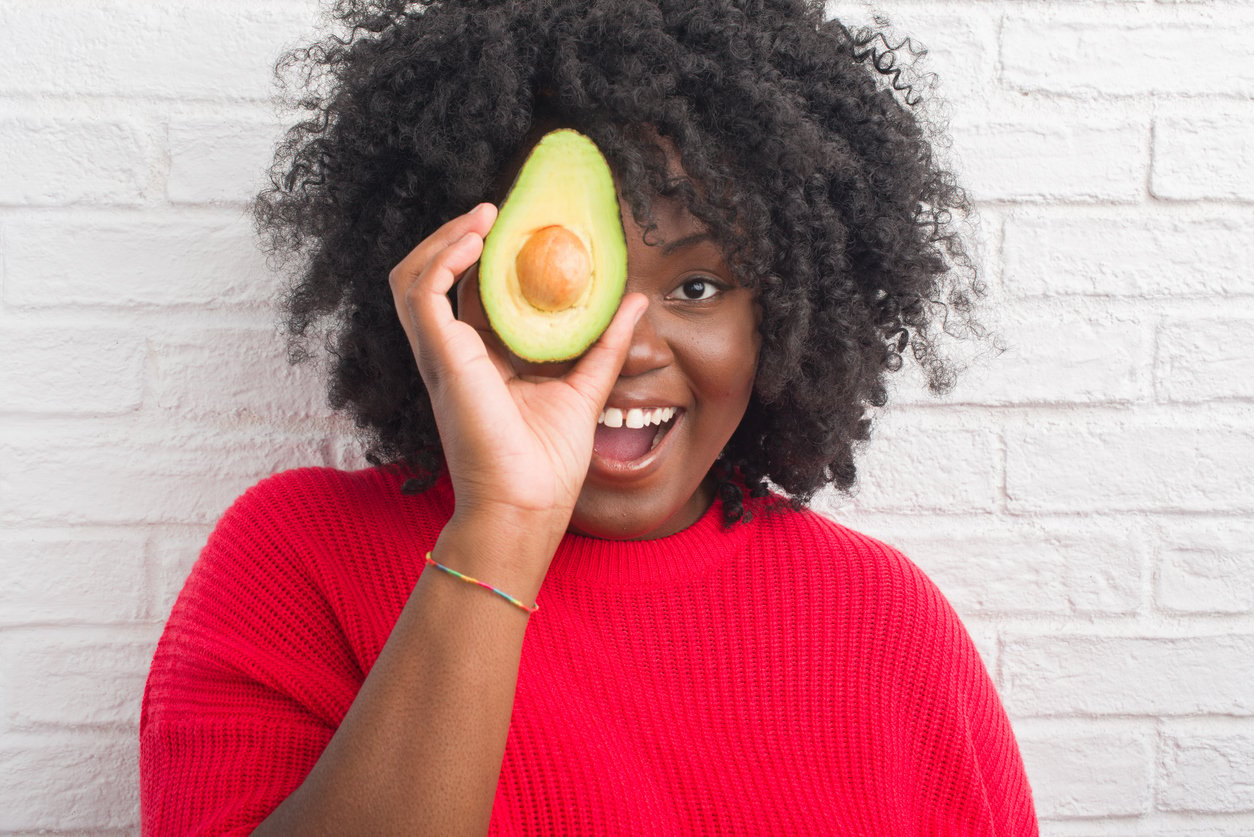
{"left": 254, "top": 0, "right": 984, "bottom": 523}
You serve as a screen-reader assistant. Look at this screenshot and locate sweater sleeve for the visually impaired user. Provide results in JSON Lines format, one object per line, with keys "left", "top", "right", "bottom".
{"left": 140, "top": 471, "right": 364, "bottom": 836}
{"left": 872, "top": 539, "right": 1038, "bottom": 836}
{"left": 919, "top": 606, "right": 1037, "bottom": 835}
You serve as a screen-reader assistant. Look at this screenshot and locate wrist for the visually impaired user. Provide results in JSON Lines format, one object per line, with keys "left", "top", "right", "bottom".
{"left": 434, "top": 508, "right": 569, "bottom": 600}
{"left": 422, "top": 552, "right": 540, "bottom": 615}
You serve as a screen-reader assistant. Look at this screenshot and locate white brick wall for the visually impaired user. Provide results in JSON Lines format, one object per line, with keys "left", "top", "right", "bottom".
{"left": 0, "top": 0, "right": 1250, "bottom": 832}
{"left": 828, "top": 1, "right": 1254, "bottom": 833}
{"left": 1154, "top": 111, "right": 1254, "bottom": 202}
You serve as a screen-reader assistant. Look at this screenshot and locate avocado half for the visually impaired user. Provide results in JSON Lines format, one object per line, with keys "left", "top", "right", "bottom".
{"left": 479, "top": 129, "right": 628, "bottom": 362}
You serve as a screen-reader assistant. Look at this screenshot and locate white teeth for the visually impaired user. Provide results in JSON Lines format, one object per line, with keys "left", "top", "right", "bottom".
{"left": 597, "top": 406, "right": 679, "bottom": 428}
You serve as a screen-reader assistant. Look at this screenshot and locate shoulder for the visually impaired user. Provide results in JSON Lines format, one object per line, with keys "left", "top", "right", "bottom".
{"left": 746, "top": 504, "right": 986, "bottom": 688}
{"left": 160, "top": 465, "right": 404, "bottom": 642}
{"left": 146, "top": 465, "right": 442, "bottom": 722}
{"left": 220, "top": 464, "right": 412, "bottom": 525}
{"left": 210, "top": 464, "right": 451, "bottom": 550}
{"left": 752, "top": 504, "right": 948, "bottom": 611}
{"left": 750, "top": 507, "right": 1037, "bottom": 829}
{"left": 177, "top": 464, "right": 455, "bottom": 620}
{"left": 158, "top": 464, "right": 449, "bottom": 669}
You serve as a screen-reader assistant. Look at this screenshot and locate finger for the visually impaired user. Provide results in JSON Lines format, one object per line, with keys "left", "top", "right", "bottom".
{"left": 563, "top": 292, "right": 649, "bottom": 406}
{"left": 389, "top": 203, "right": 497, "bottom": 296}
{"left": 402, "top": 232, "right": 492, "bottom": 383}
{"left": 403, "top": 230, "right": 485, "bottom": 335}
{"left": 471, "top": 323, "right": 525, "bottom": 383}
{"left": 390, "top": 206, "right": 498, "bottom": 372}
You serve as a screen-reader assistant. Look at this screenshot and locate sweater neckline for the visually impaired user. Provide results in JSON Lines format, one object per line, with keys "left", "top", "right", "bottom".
{"left": 417, "top": 469, "right": 758, "bottom": 590}
{"left": 547, "top": 493, "right": 757, "bottom": 590}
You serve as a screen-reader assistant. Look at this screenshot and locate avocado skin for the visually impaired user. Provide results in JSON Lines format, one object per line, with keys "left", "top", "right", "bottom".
{"left": 479, "top": 129, "right": 628, "bottom": 362}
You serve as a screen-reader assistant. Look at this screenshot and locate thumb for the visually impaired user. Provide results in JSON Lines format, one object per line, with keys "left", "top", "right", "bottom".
{"left": 563, "top": 293, "right": 648, "bottom": 407}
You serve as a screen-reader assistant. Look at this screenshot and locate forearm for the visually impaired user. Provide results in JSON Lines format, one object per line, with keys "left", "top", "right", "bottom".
{"left": 255, "top": 196, "right": 632, "bottom": 834}
{"left": 253, "top": 520, "right": 558, "bottom": 836}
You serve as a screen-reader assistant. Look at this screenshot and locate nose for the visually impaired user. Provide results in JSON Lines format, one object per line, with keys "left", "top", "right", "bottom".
{"left": 618, "top": 299, "right": 673, "bottom": 377}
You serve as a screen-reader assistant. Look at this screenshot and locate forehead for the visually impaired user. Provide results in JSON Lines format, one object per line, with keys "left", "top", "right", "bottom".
{"left": 623, "top": 190, "right": 710, "bottom": 250}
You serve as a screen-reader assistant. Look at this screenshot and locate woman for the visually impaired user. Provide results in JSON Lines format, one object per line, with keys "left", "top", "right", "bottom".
{"left": 141, "top": 1, "right": 1038, "bottom": 833}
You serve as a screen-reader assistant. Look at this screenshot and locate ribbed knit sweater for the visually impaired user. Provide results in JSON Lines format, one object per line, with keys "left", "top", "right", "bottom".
{"left": 141, "top": 466, "right": 1038, "bottom": 835}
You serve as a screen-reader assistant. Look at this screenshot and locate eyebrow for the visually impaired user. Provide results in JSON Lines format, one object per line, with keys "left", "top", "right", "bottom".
{"left": 660, "top": 232, "right": 715, "bottom": 256}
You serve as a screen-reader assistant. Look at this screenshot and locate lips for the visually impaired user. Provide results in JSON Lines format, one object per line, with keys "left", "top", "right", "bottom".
{"left": 593, "top": 406, "right": 681, "bottom": 463}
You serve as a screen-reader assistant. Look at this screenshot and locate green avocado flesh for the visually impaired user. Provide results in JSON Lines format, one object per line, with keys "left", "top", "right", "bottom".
{"left": 479, "top": 129, "right": 628, "bottom": 362}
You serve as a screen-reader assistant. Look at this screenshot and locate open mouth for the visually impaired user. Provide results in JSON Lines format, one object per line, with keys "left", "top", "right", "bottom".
{"left": 593, "top": 406, "right": 681, "bottom": 463}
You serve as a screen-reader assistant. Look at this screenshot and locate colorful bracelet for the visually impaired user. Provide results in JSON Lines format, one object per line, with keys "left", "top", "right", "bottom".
{"left": 423, "top": 552, "right": 539, "bottom": 615}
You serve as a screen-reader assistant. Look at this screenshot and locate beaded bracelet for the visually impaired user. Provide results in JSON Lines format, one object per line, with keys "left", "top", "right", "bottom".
{"left": 423, "top": 552, "right": 539, "bottom": 615}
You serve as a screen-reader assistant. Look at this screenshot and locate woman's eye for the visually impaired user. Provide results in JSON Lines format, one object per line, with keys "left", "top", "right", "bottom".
{"left": 669, "top": 277, "right": 720, "bottom": 301}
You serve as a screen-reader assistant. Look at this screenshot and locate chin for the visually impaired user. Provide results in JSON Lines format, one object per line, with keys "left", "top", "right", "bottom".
{"left": 568, "top": 479, "right": 713, "bottom": 541}
{"left": 566, "top": 507, "right": 662, "bottom": 541}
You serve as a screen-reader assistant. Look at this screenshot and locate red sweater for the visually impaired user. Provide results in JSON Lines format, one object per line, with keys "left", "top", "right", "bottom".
{"left": 141, "top": 466, "right": 1037, "bottom": 835}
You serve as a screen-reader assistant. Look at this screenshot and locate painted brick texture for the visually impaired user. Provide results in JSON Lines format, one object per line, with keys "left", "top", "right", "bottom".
{"left": 2, "top": 0, "right": 1252, "bottom": 834}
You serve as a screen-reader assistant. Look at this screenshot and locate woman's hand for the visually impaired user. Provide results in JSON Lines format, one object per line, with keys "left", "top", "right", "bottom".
{"left": 388, "top": 203, "right": 646, "bottom": 581}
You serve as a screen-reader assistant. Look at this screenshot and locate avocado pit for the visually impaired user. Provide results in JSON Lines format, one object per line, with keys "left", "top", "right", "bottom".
{"left": 515, "top": 225, "right": 590, "bottom": 312}
{"left": 478, "top": 128, "right": 627, "bottom": 362}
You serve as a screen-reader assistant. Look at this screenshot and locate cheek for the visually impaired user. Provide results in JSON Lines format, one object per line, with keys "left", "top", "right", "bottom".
{"left": 687, "top": 310, "right": 760, "bottom": 405}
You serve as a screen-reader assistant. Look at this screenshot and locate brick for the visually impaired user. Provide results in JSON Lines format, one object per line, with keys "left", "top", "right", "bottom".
{"left": 952, "top": 302, "right": 1148, "bottom": 404}
{"left": 328, "top": 431, "right": 373, "bottom": 472}
{"left": 842, "top": 427, "right": 998, "bottom": 513}
{"left": 1154, "top": 115, "right": 1254, "bottom": 202}
{"left": 1160, "top": 727, "right": 1254, "bottom": 812}
{"left": 950, "top": 117, "right": 1145, "bottom": 203}
{"left": 1016, "top": 725, "right": 1153, "bottom": 817}
{"left": 0, "top": 3, "right": 316, "bottom": 100}
{"left": 0, "top": 535, "right": 147, "bottom": 626}
{"left": 1002, "top": 634, "right": 1254, "bottom": 716}
{"left": 1157, "top": 523, "right": 1254, "bottom": 614}
{"left": 901, "top": 13, "right": 996, "bottom": 109}
{"left": 890, "top": 529, "right": 1142, "bottom": 616}
{"left": 1006, "top": 424, "right": 1254, "bottom": 513}
{"left": 0, "top": 733, "right": 137, "bottom": 830}
{"left": 168, "top": 118, "right": 284, "bottom": 205}
{"left": 825, "top": 6, "right": 997, "bottom": 108}
{"left": 0, "top": 630, "right": 157, "bottom": 728}
{"left": 152, "top": 328, "right": 330, "bottom": 420}
{"left": 3, "top": 215, "right": 278, "bottom": 309}
{"left": 1158, "top": 317, "right": 1254, "bottom": 403}
{"left": 0, "top": 429, "right": 329, "bottom": 525}
{"left": 1002, "top": 19, "right": 1254, "bottom": 97}
{"left": 0, "top": 118, "right": 148, "bottom": 206}
{"left": 1004, "top": 211, "right": 1254, "bottom": 296}
{"left": 0, "top": 327, "right": 144, "bottom": 414}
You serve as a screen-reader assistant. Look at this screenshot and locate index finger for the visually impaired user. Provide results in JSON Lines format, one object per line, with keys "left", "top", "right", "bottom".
{"left": 388, "top": 202, "right": 498, "bottom": 298}
{"left": 388, "top": 204, "right": 498, "bottom": 362}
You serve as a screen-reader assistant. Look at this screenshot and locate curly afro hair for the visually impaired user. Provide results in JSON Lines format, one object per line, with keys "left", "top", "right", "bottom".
{"left": 254, "top": 0, "right": 983, "bottom": 522}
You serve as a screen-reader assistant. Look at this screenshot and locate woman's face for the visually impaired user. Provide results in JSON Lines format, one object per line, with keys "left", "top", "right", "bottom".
{"left": 459, "top": 154, "right": 761, "bottom": 540}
